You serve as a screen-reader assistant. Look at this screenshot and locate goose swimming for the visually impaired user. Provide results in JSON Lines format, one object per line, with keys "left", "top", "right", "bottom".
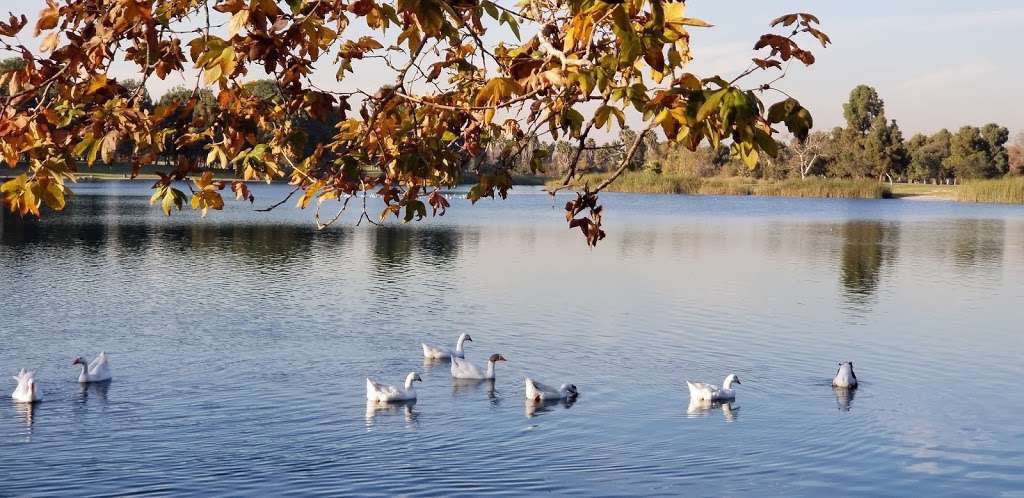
{"left": 524, "top": 377, "right": 578, "bottom": 402}
{"left": 11, "top": 369, "right": 42, "bottom": 403}
{"left": 366, "top": 372, "right": 422, "bottom": 402}
{"left": 73, "top": 352, "right": 112, "bottom": 383}
{"left": 832, "top": 361, "right": 857, "bottom": 388}
{"left": 687, "top": 374, "right": 741, "bottom": 401}
{"left": 451, "top": 354, "right": 506, "bottom": 380}
{"left": 422, "top": 333, "right": 473, "bottom": 360}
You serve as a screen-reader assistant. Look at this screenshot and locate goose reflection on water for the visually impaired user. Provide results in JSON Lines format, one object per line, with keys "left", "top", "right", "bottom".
{"left": 686, "top": 398, "right": 739, "bottom": 422}
{"left": 832, "top": 386, "right": 857, "bottom": 412}
{"left": 451, "top": 378, "right": 498, "bottom": 404}
{"left": 365, "top": 399, "right": 418, "bottom": 427}
{"left": 421, "top": 357, "right": 449, "bottom": 372}
{"left": 77, "top": 380, "right": 111, "bottom": 404}
{"left": 13, "top": 401, "right": 38, "bottom": 433}
{"left": 525, "top": 397, "right": 577, "bottom": 418}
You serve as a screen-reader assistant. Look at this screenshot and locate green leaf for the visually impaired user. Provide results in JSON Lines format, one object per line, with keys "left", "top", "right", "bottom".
{"left": 481, "top": 1, "right": 499, "bottom": 20}
{"left": 785, "top": 107, "right": 813, "bottom": 142}
{"left": 697, "top": 88, "right": 728, "bottom": 122}
{"left": 767, "top": 98, "right": 799, "bottom": 123}
{"left": 594, "top": 105, "right": 612, "bottom": 130}
{"left": 753, "top": 128, "right": 779, "bottom": 157}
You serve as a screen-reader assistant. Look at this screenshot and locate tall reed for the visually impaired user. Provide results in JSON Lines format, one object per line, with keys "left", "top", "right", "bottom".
{"left": 957, "top": 177, "right": 1024, "bottom": 204}
{"left": 548, "top": 173, "right": 890, "bottom": 199}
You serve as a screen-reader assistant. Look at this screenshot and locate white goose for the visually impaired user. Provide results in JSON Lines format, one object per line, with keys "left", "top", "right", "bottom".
{"left": 451, "top": 354, "right": 506, "bottom": 380}
{"left": 832, "top": 361, "right": 858, "bottom": 388}
{"left": 687, "top": 374, "right": 741, "bottom": 401}
{"left": 366, "top": 372, "right": 422, "bottom": 402}
{"left": 422, "top": 333, "right": 473, "bottom": 360}
{"left": 11, "top": 369, "right": 42, "bottom": 403}
{"left": 525, "top": 378, "right": 578, "bottom": 402}
{"left": 73, "top": 352, "right": 112, "bottom": 383}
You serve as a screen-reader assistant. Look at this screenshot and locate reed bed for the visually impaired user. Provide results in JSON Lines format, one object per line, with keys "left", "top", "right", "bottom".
{"left": 549, "top": 173, "right": 891, "bottom": 199}
{"left": 956, "top": 177, "right": 1024, "bottom": 204}
{"left": 752, "top": 178, "right": 890, "bottom": 199}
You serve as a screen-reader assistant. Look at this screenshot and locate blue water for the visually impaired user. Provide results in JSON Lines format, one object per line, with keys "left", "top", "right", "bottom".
{"left": 1, "top": 182, "right": 1023, "bottom": 496}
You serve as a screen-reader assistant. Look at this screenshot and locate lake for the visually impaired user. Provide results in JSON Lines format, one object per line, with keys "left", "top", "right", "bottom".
{"left": 2, "top": 182, "right": 1023, "bottom": 496}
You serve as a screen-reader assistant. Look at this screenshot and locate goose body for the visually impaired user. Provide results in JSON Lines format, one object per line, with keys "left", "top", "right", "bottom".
{"left": 366, "top": 372, "right": 422, "bottom": 402}
{"left": 832, "top": 362, "right": 858, "bottom": 388}
{"left": 525, "top": 377, "right": 578, "bottom": 402}
{"left": 422, "top": 333, "right": 472, "bottom": 360}
{"left": 11, "top": 369, "right": 42, "bottom": 403}
{"left": 687, "top": 374, "right": 741, "bottom": 401}
{"left": 451, "top": 354, "right": 506, "bottom": 380}
{"left": 73, "top": 352, "right": 112, "bottom": 383}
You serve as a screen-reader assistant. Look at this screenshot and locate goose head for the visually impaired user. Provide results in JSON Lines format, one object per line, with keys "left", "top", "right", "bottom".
{"left": 561, "top": 384, "right": 579, "bottom": 397}
{"left": 72, "top": 356, "right": 85, "bottom": 367}
{"left": 724, "top": 374, "right": 741, "bottom": 389}
{"left": 488, "top": 354, "right": 507, "bottom": 363}
{"left": 404, "top": 372, "right": 423, "bottom": 390}
{"left": 455, "top": 333, "right": 473, "bottom": 352}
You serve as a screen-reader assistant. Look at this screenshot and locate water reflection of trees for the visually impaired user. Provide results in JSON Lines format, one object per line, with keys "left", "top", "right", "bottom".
{"left": 3, "top": 195, "right": 478, "bottom": 269}
{"left": 3, "top": 208, "right": 340, "bottom": 264}
{"left": 949, "top": 219, "right": 1004, "bottom": 272}
{"left": 838, "top": 221, "right": 899, "bottom": 309}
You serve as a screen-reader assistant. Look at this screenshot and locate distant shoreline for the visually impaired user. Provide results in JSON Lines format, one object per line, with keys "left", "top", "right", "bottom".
{"left": 9, "top": 172, "right": 1023, "bottom": 204}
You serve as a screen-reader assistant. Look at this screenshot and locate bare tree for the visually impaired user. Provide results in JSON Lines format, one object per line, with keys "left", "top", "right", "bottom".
{"left": 788, "top": 131, "right": 828, "bottom": 179}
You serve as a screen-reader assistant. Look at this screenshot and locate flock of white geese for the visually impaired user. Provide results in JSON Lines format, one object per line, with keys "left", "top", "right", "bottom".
{"left": 11, "top": 338, "right": 860, "bottom": 412}
{"left": 364, "top": 333, "right": 860, "bottom": 410}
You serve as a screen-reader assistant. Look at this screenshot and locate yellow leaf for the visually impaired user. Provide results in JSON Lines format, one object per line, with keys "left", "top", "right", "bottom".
{"left": 228, "top": 9, "right": 249, "bottom": 38}
{"left": 86, "top": 74, "right": 107, "bottom": 95}
{"left": 203, "top": 64, "right": 222, "bottom": 85}
{"left": 39, "top": 32, "right": 58, "bottom": 52}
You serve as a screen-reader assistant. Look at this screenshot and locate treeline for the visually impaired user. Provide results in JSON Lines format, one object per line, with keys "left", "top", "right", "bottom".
{"left": 495, "top": 85, "right": 1023, "bottom": 184}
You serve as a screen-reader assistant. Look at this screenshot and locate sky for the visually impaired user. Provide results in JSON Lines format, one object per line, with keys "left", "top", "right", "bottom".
{"left": 3, "top": 0, "right": 1022, "bottom": 137}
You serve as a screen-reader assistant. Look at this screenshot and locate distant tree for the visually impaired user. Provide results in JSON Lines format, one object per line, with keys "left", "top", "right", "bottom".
{"left": 156, "top": 86, "right": 218, "bottom": 167}
{"left": 843, "top": 85, "right": 885, "bottom": 135}
{"left": 908, "top": 130, "right": 951, "bottom": 183}
{"left": 826, "top": 126, "right": 867, "bottom": 178}
{"left": 119, "top": 79, "right": 152, "bottom": 110}
{"left": 619, "top": 127, "right": 647, "bottom": 171}
{"left": 157, "top": 85, "right": 216, "bottom": 115}
{"left": 864, "top": 117, "right": 908, "bottom": 182}
{"left": 1010, "top": 132, "right": 1024, "bottom": 175}
{"left": 980, "top": 123, "right": 1010, "bottom": 175}
{"left": 0, "top": 56, "right": 25, "bottom": 73}
{"left": 945, "top": 126, "right": 993, "bottom": 180}
{"left": 787, "top": 131, "right": 827, "bottom": 179}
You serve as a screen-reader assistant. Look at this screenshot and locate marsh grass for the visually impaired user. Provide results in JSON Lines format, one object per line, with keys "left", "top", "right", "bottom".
{"left": 553, "top": 171, "right": 702, "bottom": 194}
{"left": 957, "top": 177, "right": 1024, "bottom": 204}
{"left": 549, "top": 173, "right": 890, "bottom": 199}
{"left": 753, "top": 178, "right": 891, "bottom": 199}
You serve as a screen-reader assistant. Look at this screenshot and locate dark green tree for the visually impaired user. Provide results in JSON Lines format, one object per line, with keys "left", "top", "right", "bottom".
{"left": 980, "top": 123, "right": 1009, "bottom": 175}
{"left": 864, "top": 116, "right": 908, "bottom": 182}
{"left": 843, "top": 85, "right": 885, "bottom": 135}
{"left": 945, "top": 126, "right": 992, "bottom": 179}
{"left": 908, "top": 130, "right": 951, "bottom": 183}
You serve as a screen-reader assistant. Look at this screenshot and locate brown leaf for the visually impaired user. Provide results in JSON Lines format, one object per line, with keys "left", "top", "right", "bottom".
{"left": 35, "top": 2, "right": 58, "bottom": 35}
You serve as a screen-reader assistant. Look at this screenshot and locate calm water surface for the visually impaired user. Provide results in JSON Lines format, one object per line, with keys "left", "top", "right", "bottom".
{"left": 2, "top": 182, "right": 1023, "bottom": 497}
